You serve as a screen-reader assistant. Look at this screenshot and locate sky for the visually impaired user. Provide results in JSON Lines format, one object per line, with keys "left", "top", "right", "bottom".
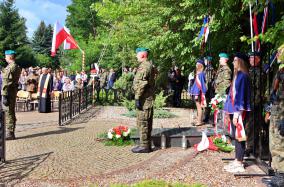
{"left": 14, "top": 0, "right": 72, "bottom": 38}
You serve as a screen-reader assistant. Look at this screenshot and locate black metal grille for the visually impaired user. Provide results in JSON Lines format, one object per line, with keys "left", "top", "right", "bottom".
{"left": 59, "top": 86, "right": 94, "bottom": 126}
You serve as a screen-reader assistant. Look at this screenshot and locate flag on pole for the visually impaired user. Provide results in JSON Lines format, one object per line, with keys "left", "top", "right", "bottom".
{"left": 63, "top": 27, "right": 79, "bottom": 50}
{"left": 51, "top": 21, "right": 69, "bottom": 56}
{"left": 198, "top": 16, "right": 210, "bottom": 43}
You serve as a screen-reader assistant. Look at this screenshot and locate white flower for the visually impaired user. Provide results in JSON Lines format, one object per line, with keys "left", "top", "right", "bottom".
{"left": 116, "top": 134, "right": 121, "bottom": 139}
{"left": 123, "top": 129, "right": 131, "bottom": 137}
{"left": 217, "top": 97, "right": 223, "bottom": 103}
{"left": 107, "top": 132, "right": 113, "bottom": 139}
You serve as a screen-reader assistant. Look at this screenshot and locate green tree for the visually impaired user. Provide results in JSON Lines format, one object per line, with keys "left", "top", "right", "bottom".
{"left": 32, "top": 21, "right": 53, "bottom": 56}
{"left": 0, "top": 0, "right": 35, "bottom": 67}
{"left": 66, "top": 0, "right": 100, "bottom": 40}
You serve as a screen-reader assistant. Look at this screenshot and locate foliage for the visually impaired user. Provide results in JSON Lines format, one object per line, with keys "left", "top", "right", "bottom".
{"left": 64, "top": 0, "right": 284, "bottom": 75}
{"left": 31, "top": 21, "right": 53, "bottom": 56}
{"left": 154, "top": 91, "right": 168, "bottom": 109}
{"left": 0, "top": 0, "right": 35, "bottom": 67}
{"left": 114, "top": 72, "right": 134, "bottom": 90}
{"left": 154, "top": 109, "right": 176, "bottom": 118}
{"left": 35, "top": 53, "right": 52, "bottom": 68}
{"left": 66, "top": 0, "right": 100, "bottom": 40}
{"left": 122, "top": 109, "right": 175, "bottom": 119}
{"left": 122, "top": 98, "right": 135, "bottom": 111}
{"left": 211, "top": 135, "right": 234, "bottom": 153}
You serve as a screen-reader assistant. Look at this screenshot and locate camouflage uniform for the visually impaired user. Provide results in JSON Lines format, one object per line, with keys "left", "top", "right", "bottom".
{"left": 214, "top": 65, "right": 231, "bottom": 96}
{"left": 100, "top": 71, "right": 108, "bottom": 89}
{"left": 133, "top": 60, "right": 155, "bottom": 149}
{"left": 1, "top": 61, "right": 21, "bottom": 134}
{"left": 270, "top": 70, "right": 284, "bottom": 172}
{"left": 245, "top": 66, "right": 265, "bottom": 156}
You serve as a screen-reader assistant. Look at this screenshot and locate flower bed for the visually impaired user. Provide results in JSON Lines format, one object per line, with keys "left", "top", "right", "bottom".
{"left": 97, "top": 125, "right": 134, "bottom": 146}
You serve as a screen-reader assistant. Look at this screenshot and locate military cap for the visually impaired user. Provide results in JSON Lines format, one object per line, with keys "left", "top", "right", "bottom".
{"left": 248, "top": 51, "right": 262, "bottom": 57}
{"left": 136, "top": 47, "right": 150, "bottom": 53}
{"left": 235, "top": 52, "right": 248, "bottom": 62}
{"left": 205, "top": 56, "right": 213, "bottom": 61}
{"left": 5, "top": 50, "right": 16, "bottom": 55}
{"left": 196, "top": 59, "right": 205, "bottom": 66}
{"left": 219, "top": 53, "right": 229, "bottom": 59}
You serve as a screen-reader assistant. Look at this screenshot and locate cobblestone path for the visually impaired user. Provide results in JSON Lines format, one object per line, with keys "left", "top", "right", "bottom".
{"left": 0, "top": 106, "right": 264, "bottom": 187}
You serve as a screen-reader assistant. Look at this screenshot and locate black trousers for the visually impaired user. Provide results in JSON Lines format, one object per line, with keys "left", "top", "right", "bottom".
{"left": 229, "top": 113, "right": 249, "bottom": 161}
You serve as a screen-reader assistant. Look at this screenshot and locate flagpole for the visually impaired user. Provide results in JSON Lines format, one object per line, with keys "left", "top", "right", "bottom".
{"left": 249, "top": 3, "right": 254, "bottom": 52}
{"left": 76, "top": 44, "right": 85, "bottom": 71}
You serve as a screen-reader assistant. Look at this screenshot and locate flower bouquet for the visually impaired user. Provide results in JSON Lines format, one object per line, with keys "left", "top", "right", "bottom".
{"left": 210, "top": 134, "right": 234, "bottom": 153}
{"left": 105, "top": 125, "right": 133, "bottom": 146}
{"left": 209, "top": 94, "right": 227, "bottom": 111}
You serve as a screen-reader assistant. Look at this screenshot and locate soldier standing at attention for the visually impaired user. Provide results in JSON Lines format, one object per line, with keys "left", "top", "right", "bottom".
{"left": 132, "top": 47, "right": 155, "bottom": 153}
{"left": 214, "top": 53, "right": 232, "bottom": 96}
{"left": 245, "top": 51, "right": 264, "bottom": 157}
{"left": 265, "top": 44, "right": 284, "bottom": 186}
{"left": 2, "top": 50, "right": 21, "bottom": 140}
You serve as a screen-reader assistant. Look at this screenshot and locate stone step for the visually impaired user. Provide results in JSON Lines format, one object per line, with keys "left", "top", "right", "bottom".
{"left": 131, "top": 126, "right": 230, "bottom": 148}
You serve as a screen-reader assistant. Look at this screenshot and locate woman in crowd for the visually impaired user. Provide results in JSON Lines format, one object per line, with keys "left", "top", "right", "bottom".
{"left": 190, "top": 59, "right": 207, "bottom": 126}
{"left": 62, "top": 77, "right": 74, "bottom": 92}
{"left": 19, "top": 69, "right": 28, "bottom": 91}
{"left": 223, "top": 53, "right": 251, "bottom": 173}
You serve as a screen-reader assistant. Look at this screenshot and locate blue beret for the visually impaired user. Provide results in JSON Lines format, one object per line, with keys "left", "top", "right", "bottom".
{"left": 219, "top": 53, "right": 229, "bottom": 59}
{"left": 235, "top": 52, "right": 248, "bottom": 62}
{"left": 5, "top": 50, "right": 16, "bottom": 55}
{"left": 136, "top": 47, "right": 150, "bottom": 53}
{"left": 196, "top": 59, "right": 205, "bottom": 66}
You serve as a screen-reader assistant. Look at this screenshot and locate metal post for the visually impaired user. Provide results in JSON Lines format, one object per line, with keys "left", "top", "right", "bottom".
{"left": 70, "top": 91, "right": 73, "bottom": 120}
{"left": 58, "top": 93, "right": 62, "bottom": 126}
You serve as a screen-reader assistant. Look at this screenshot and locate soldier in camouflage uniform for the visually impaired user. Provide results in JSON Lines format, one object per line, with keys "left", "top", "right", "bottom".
{"left": 265, "top": 44, "right": 284, "bottom": 186}
{"left": 2, "top": 50, "right": 21, "bottom": 140}
{"left": 214, "top": 53, "right": 231, "bottom": 96}
{"left": 245, "top": 51, "right": 266, "bottom": 157}
{"left": 132, "top": 47, "right": 155, "bottom": 153}
{"left": 99, "top": 68, "right": 108, "bottom": 89}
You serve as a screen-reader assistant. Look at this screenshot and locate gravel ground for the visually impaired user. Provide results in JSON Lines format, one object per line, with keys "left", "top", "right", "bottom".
{"left": 4, "top": 106, "right": 266, "bottom": 187}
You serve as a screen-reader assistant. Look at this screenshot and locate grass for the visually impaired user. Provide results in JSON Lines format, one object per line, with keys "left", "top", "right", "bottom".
{"left": 122, "top": 109, "right": 176, "bottom": 119}
{"left": 89, "top": 180, "right": 205, "bottom": 187}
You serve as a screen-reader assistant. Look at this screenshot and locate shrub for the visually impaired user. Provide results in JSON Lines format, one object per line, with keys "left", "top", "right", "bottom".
{"left": 122, "top": 98, "right": 136, "bottom": 111}
{"left": 154, "top": 91, "right": 168, "bottom": 109}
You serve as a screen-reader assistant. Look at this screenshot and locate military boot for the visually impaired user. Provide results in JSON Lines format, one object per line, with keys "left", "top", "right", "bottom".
{"left": 131, "top": 146, "right": 152, "bottom": 153}
{"left": 6, "top": 131, "right": 15, "bottom": 140}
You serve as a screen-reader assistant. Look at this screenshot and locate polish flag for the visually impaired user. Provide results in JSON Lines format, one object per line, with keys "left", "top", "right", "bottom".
{"left": 63, "top": 27, "right": 78, "bottom": 50}
{"left": 51, "top": 21, "right": 76, "bottom": 56}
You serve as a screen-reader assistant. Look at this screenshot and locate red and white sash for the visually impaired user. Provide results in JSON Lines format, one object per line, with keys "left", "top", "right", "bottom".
{"left": 37, "top": 73, "right": 51, "bottom": 98}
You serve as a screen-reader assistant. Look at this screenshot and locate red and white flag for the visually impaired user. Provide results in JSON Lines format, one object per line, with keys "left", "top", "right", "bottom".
{"left": 51, "top": 21, "right": 78, "bottom": 56}
{"left": 63, "top": 27, "right": 78, "bottom": 50}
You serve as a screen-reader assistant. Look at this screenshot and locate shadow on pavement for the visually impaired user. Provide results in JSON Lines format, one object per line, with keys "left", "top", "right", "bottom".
{"left": 16, "top": 127, "right": 84, "bottom": 140}
{"left": 0, "top": 152, "right": 53, "bottom": 185}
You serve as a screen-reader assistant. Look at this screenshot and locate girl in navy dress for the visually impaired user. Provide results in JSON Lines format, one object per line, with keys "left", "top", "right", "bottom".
{"left": 190, "top": 59, "right": 207, "bottom": 126}
{"left": 223, "top": 53, "right": 251, "bottom": 173}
